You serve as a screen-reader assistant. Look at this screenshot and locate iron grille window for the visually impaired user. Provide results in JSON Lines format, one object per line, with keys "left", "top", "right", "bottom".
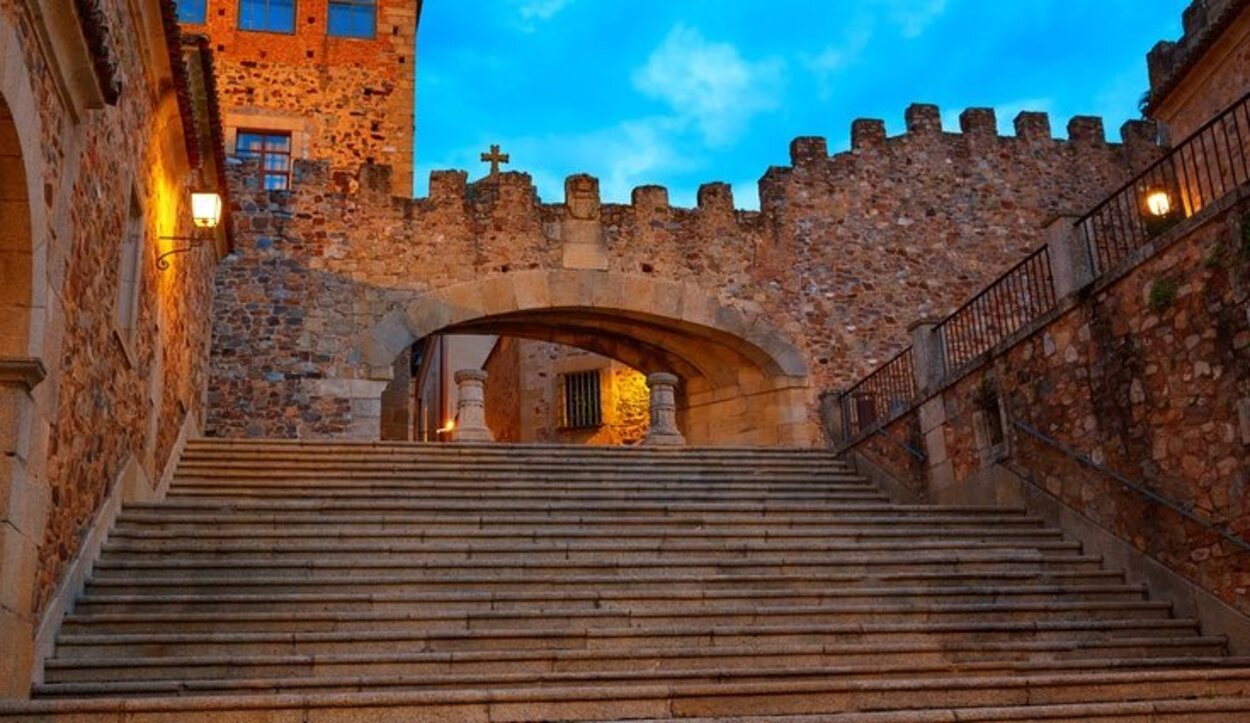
{"left": 177, "top": 0, "right": 207, "bottom": 23}
{"left": 561, "top": 370, "right": 602, "bottom": 429}
{"left": 236, "top": 130, "right": 292, "bottom": 190}
{"left": 328, "top": 0, "right": 376, "bottom": 38}
{"left": 238, "top": 0, "right": 295, "bottom": 33}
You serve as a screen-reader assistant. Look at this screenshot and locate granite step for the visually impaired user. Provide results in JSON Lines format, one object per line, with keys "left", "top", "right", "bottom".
{"left": 82, "top": 552, "right": 1110, "bottom": 582}
{"left": 115, "top": 504, "right": 1029, "bottom": 523}
{"left": 163, "top": 487, "right": 878, "bottom": 503}
{"left": 51, "top": 618, "right": 1207, "bottom": 659}
{"left": 42, "top": 641, "right": 1229, "bottom": 683}
{"left": 12, "top": 667, "right": 1250, "bottom": 721}
{"left": 122, "top": 499, "right": 898, "bottom": 515}
{"left": 95, "top": 541, "right": 1084, "bottom": 565}
{"left": 71, "top": 583, "right": 1152, "bottom": 615}
{"left": 102, "top": 520, "right": 1070, "bottom": 542}
{"left": 34, "top": 656, "right": 1250, "bottom": 698}
{"left": 85, "top": 569, "right": 1131, "bottom": 595}
{"left": 58, "top": 600, "right": 1176, "bottom": 635}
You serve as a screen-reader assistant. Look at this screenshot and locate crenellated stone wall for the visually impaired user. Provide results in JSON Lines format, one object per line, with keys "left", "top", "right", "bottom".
{"left": 207, "top": 104, "right": 1163, "bottom": 444}
{"left": 1146, "top": 0, "right": 1250, "bottom": 139}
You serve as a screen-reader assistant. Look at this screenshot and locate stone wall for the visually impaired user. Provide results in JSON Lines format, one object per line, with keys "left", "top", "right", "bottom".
{"left": 180, "top": 0, "right": 418, "bottom": 196}
{"left": 482, "top": 338, "right": 523, "bottom": 442}
{"left": 1, "top": 0, "right": 224, "bottom": 693}
{"left": 207, "top": 107, "right": 1159, "bottom": 443}
{"left": 851, "top": 195, "right": 1250, "bottom": 614}
{"left": 484, "top": 338, "right": 649, "bottom": 445}
{"left": 1147, "top": 0, "right": 1250, "bottom": 139}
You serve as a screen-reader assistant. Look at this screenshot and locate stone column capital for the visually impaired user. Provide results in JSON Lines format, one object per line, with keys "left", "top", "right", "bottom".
{"left": 454, "top": 368, "right": 488, "bottom": 384}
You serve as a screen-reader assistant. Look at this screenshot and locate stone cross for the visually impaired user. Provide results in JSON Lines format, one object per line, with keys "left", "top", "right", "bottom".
{"left": 480, "top": 144, "right": 510, "bottom": 176}
{"left": 450, "top": 369, "right": 494, "bottom": 443}
{"left": 642, "top": 372, "right": 686, "bottom": 446}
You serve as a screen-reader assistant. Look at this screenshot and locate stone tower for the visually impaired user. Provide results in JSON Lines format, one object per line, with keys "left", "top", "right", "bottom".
{"left": 179, "top": 0, "right": 421, "bottom": 196}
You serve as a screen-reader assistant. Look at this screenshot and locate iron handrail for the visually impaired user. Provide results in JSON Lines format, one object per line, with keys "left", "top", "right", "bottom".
{"left": 873, "top": 427, "right": 926, "bottom": 462}
{"left": 1076, "top": 89, "right": 1250, "bottom": 228}
{"left": 1011, "top": 420, "right": 1250, "bottom": 555}
{"left": 932, "top": 245, "right": 1056, "bottom": 374}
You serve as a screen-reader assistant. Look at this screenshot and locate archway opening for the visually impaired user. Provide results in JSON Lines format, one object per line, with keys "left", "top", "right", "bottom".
{"left": 0, "top": 94, "right": 33, "bottom": 356}
{"left": 360, "top": 271, "right": 814, "bottom": 447}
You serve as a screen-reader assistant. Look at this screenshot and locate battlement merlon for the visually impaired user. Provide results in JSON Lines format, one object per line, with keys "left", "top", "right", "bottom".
{"left": 786, "top": 103, "right": 1161, "bottom": 167}
{"left": 1145, "top": 0, "right": 1248, "bottom": 111}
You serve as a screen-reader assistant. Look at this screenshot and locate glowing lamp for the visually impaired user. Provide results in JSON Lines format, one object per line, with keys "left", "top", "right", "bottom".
{"left": 1144, "top": 189, "right": 1172, "bottom": 218}
{"left": 191, "top": 192, "right": 223, "bottom": 229}
{"left": 156, "top": 190, "right": 225, "bottom": 270}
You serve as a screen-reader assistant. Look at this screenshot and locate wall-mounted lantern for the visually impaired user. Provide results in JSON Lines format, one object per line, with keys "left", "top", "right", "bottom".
{"left": 1144, "top": 188, "right": 1173, "bottom": 218}
{"left": 157, "top": 191, "right": 222, "bottom": 270}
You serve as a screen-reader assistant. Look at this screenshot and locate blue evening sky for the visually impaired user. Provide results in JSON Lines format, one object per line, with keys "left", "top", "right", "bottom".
{"left": 414, "top": 1, "right": 1185, "bottom": 209}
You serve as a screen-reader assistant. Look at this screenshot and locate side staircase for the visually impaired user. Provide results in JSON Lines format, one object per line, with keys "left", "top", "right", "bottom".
{"left": 6, "top": 439, "right": 1250, "bottom": 721}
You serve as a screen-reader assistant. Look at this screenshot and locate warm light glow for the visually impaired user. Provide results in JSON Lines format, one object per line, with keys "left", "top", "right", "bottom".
{"left": 1145, "top": 189, "right": 1172, "bottom": 217}
{"left": 436, "top": 419, "right": 456, "bottom": 434}
{"left": 191, "top": 192, "right": 222, "bottom": 229}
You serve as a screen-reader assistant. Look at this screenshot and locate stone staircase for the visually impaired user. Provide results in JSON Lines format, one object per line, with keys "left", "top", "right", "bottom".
{"left": 6, "top": 439, "right": 1250, "bottom": 721}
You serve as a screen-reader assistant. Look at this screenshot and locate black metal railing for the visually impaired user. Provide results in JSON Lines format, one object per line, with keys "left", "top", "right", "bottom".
{"left": 1079, "top": 91, "right": 1250, "bottom": 273}
{"left": 934, "top": 246, "right": 1057, "bottom": 375}
{"left": 834, "top": 94, "right": 1250, "bottom": 450}
{"left": 837, "top": 347, "right": 916, "bottom": 442}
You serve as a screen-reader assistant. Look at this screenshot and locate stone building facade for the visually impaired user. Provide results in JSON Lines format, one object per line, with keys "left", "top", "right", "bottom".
{"left": 179, "top": 0, "right": 419, "bottom": 196}
{"left": 0, "top": 0, "right": 228, "bottom": 695}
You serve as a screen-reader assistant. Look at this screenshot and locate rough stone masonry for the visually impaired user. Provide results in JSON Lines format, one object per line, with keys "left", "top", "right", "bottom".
{"left": 207, "top": 105, "right": 1163, "bottom": 443}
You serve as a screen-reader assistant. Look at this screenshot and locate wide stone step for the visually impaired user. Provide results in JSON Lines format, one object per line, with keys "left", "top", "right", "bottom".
{"left": 127, "top": 499, "right": 897, "bottom": 515}
{"left": 71, "top": 583, "right": 1152, "bottom": 615}
{"left": 51, "top": 618, "right": 1206, "bottom": 659}
{"left": 96, "top": 540, "right": 1083, "bottom": 565}
{"left": 42, "top": 640, "right": 1228, "bottom": 684}
{"left": 85, "top": 569, "right": 1130, "bottom": 595}
{"left": 173, "top": 460, "right": 860, "bottom": 472}
{"left": 10, "top": 671, "right": 1250, "bottom": 722}
{"left": 111, "top": 513, "right": 1042, "bottom": 535}
{"left": 36, "top": 655, "right": 1250, "bottom": 698}
{"left": 169, "top": 479, "right": 873, "bottom": 495}
{"left": 165, "top": 487, "right": 878, "bottom": 503}
{"left": 58, "top": 600, "right": 1176, "bottom": 637}
{"left": 84, "top": 551, "right": 1106, "bottom": 581}
{"left": 107, "top": 520, "right": 1060, "bottom": 542}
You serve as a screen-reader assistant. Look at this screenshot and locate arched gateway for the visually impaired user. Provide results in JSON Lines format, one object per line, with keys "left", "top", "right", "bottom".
{"left": 355, "top": 270, "right": 814, "bottom": 446}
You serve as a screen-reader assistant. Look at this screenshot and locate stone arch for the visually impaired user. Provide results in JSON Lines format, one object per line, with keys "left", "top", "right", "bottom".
{"left": 0, "top": 12, "right": 52, "bottom": 696}
{"left": 357, "top": 270, "right": 814, "bottom": 446}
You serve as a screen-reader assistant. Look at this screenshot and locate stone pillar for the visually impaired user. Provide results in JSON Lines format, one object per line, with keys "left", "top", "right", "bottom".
{"left": 908, "top": 317, "right": 948, "bottom": 395}
{"left": 1045, "top": 215, "right": 1095, "bottom": 299}
{"left": 818, "top": 389, "right": 847, "bottom": 446}
{"left": 642, "top": 372, "right": 685, "bottom": 446}
{"left": 450, "top": 369, "right": 493, "bottom": 443}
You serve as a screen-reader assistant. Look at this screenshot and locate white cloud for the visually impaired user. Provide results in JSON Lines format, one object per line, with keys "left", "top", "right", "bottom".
{"left": 632, "top": 24, "right": 785, "bottom": 147}
{"left": 802, "top": 20, "right": 874, "bottom": 100}
{"left": 517, "top": 0, "right": 572, "bottom": 20}
{"left": 882, "top": 0, "right": 948, "bottom": 38}
{"left": 510, "top": 0, "right": 574, "bottom": 32}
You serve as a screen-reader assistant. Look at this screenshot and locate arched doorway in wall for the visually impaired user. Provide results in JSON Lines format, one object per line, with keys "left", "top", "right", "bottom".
{"left": 358, "top": 270, "right": 814, "bottom": 447}
{"left": 0, "top": 94, "right": 33, "bottom": 356}
{"left": 0, "top": 84, "right": 48, "bottom": 695}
